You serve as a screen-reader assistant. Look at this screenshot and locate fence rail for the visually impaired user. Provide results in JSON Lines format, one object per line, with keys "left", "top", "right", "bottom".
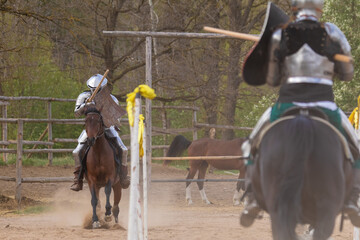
{"left": 0, "top": 95, "right": 253, "bottom": 208}
{"left": 152, "top": 156, "right": 247, "bottom": 161}
{"left": 0, "top": 176, "right": 74, "bottom": 183}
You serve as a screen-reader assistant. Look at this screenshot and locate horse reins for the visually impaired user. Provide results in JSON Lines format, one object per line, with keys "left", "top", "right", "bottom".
{"left": 86, "top": 112, "right": 105, "bottom": 142}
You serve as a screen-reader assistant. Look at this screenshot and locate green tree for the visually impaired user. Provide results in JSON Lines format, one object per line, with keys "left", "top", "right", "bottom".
{"left": 323, "top": 0, "right": 360, "bottom": 111}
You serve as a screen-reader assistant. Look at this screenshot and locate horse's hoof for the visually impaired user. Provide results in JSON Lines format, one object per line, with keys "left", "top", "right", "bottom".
{"left": 121, "top": 177, "right": 130, "bottom": 189}
{"left": 240, "top": 211, "right": 255, "bottom": 228}
{"left": 186, "top": 198, "right": 193, "bottom": 205}
{"left": 105, "top": 214, "right": 112, "bottom": 222}
{"left": 92, "top": 221, "right": 101, "bottom": 229}
{"left": 204, "top": 200, "right": 212, "bottom": 205}
{"left": 233, "top": 200, "right": 241, "bottom": 206}
{"left": 240, "top": 205, "right": 261, "bottom": 228}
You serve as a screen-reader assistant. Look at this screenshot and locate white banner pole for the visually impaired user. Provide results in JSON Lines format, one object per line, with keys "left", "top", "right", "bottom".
{"left": 143, "top": 123, "right": 148, "bottom": 240}
{"left": 128, "top": 93, "right": 141, "bottom": 240}
{"left": 354, "top": 111, "right": 360, "bottom": 240}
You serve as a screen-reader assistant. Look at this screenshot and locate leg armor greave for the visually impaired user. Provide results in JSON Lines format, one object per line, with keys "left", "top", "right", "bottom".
{"left": 107, "top": 126, "right": 128, "bottom": 166}
{"left": 73, "top": 130, "right": 88, "bottom": 167}
{"left": 72, "top": 144, "right": 83, "bottom": 168}
{"left": 242, "top": 107, "right": 272, "bottom": 157}
{"left": 249, "top": 107, "right": 272, "bottom": 140}
{"left": 116, "top": 136, "right": 128, "bottom": 166}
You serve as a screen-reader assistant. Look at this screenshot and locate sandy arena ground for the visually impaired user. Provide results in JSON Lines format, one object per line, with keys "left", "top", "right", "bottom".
{"left": 0, "top": 163, "right": 357, "bottom": 239}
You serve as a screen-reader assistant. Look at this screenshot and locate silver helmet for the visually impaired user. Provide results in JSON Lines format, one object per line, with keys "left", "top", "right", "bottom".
{"left": 291, "top": 0, "right": 324, "bottom": 19}
{"left": 86, "top": 74, "right": 108, "bottom": 92}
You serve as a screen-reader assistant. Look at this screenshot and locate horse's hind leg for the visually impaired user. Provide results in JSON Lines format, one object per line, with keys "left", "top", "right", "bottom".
{"left": 112, "top": 181, "right": 122, "bottom": 223}
{"left": 104, "top": 180, "right": 113, "bottom": 222}
{"left": 90, "top": 185, "right": 101, "bottom": 228}
{"left": 270, "top": 211, "right": 298, "bottom": 240}
{"left": 197, "top": 161, "right": 211, "bottom": 204}
{"left": 185, "top": 165, "right": 199, "bottom": 205}
{"left": 312, "top": 208, "right": 337, "bottom": 240}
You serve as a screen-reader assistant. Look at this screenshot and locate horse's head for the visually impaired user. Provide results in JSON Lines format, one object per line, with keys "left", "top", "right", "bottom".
{"left": 85, "top": 107, "right": 104, "bottom": 146}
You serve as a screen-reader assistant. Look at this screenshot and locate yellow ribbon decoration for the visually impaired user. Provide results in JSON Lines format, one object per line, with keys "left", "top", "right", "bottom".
{"left": 349, "top": 107, "right": 358, "bottom": 129}
{"left": 126, "top": 84, "right": 156, "bottom": 126}
{"left": 349, "top": 95, "right": 360, "bottom": 130}
{"left": 138, "top": 114, "right": 145, "bottom": 157}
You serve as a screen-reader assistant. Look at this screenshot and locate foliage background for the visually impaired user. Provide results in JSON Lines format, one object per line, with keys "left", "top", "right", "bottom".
{"left": 0, "top": 0, "right": 359, "bottom": 159}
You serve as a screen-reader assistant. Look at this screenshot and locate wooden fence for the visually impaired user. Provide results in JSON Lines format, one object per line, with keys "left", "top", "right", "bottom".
{"left": 0, "top": 96, "right": 253, "bottom": 206}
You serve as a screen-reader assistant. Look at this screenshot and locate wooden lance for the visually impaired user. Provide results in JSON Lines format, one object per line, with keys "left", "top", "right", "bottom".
{"left": 203, "top": 26, "right": 353, "bottom": 63}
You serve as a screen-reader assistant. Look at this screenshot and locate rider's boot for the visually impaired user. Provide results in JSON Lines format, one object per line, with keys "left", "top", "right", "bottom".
{"left": 344, "top": 168, "right": 360, "bottom": 227}
{"left": 70, "top": 166, "right": 83, "bottom": 191}
{"left": 70, "top": 144, "right": 86, "bottom": 192}
{"left": 120, "top": 150, "right": 130, "bottom": 189}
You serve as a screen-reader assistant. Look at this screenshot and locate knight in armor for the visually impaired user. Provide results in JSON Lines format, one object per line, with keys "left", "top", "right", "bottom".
{"left": 70, "top": 74, "right": 130, "bottom": 191}
{"left": 240, "top": 0, "right": 360, "bottom": 227}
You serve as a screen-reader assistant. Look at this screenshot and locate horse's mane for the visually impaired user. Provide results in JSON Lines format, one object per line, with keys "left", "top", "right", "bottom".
{"left": 85, "top": 107, "right": 101, "bottom": 116}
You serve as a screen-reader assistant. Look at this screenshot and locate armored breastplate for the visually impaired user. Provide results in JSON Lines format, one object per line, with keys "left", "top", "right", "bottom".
{"left": 282, "top": 21, "right": 335, "bottom": 83}
{"left": 284, "top": 44, "right": 334, "bottom": 82}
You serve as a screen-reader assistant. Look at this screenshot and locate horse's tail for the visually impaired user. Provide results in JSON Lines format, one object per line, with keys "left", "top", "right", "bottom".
{"left": 275, "top": 115, "right": 315, "bottom": 239}
{"left": 163, "top": 135, "right": 192, "bottom": 166}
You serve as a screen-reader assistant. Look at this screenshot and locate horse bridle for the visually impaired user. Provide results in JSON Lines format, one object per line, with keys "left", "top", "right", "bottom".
{"left": 86, "top": 112, "right": 105, "bottom": 146}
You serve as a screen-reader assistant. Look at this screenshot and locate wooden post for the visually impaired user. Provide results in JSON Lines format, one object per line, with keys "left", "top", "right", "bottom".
{"left": 47, "top": 101, "right": 53, "bottom": 165}
{"left": 128, "top": 93, "right": 143, "bottom": 240}
{"left": 142, "top": 123, "right": 148, "bottom": 240}
{"left": 15, "top": 120, "right": 23, "bottom": 208}
{"left": 145, "top": 36, "right": 152, "bottom": 187}
{"left": 354, "top": 117, "right": 360, "bottom": 240}
{"left": 2, "top": 104, "right": 8, "bottom": 162}
{"left": 355, "top": 227, "right": 360, "bottom": 240}
{"left": 192, "top": 104, "right": 198, "bottom": 140}
{"left": 161, "top": 102, "right": 167, "bottom": 157}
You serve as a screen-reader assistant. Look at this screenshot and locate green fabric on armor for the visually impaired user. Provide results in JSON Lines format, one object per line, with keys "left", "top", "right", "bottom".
{"left": 354, "top": 159, "right": 360, "bottom": 169}
{"left": 246, "top": 158, "right": 254, "bottom": 166}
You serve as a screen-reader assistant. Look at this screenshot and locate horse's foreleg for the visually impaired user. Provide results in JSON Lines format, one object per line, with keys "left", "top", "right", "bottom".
{"left": 112, "top": 181, "right": 122, "bottom": 223}
{"left": 90, "top": 185, "right": 101, "bottom": 228}
{"left": 104, "top": 180, "right": 113, "bottom": 222}
{"left": 185, "top": 167, "right": 198, "bottom": 205}
{"left": 197, "top": 162, "right": 211, "bottom": 204}
{"left": 233, "top": 169, "right": 245, "bottom": 206}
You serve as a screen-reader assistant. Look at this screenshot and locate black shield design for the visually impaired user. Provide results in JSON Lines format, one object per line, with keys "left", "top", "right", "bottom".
{"left": 242, "top": 2, "right": 289, "bottom": 86}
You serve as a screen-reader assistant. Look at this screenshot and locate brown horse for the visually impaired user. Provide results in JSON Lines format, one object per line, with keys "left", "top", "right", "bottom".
{"left": 248, "top": 113, "right": 354, "bottom": 239}
{"left": 84, "top": 107, "right": 123, "bottom": 228}
{"left": 164, "top": 135, "right": 246, "bottom": 205}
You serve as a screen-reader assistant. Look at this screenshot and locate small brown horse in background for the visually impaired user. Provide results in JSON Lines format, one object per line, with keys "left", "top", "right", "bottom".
{"left": 84, "top": 107, "right": 123, "bottom": 228}
{"left": 164, "top": 135, "right": 246, "bottom": 205}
